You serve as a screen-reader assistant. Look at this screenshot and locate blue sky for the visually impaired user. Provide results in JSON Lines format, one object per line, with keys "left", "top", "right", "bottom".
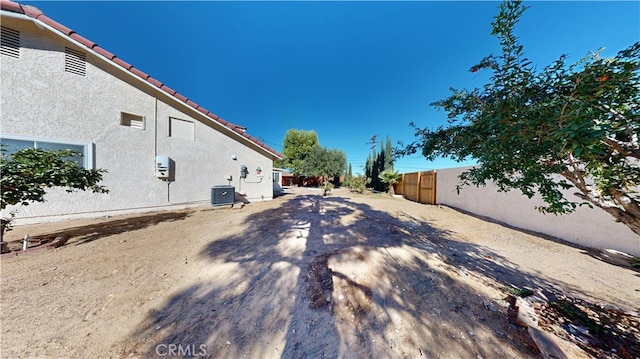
{"left": 30, "top": 1, "right": 639, "bottom": 174}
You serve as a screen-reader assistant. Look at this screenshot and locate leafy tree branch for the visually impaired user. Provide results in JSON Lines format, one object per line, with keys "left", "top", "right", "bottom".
{"left": 400, "top": 0, "right": 640, "bottom": 235}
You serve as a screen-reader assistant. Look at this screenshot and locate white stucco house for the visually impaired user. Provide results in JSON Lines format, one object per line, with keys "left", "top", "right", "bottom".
{"left": 0, "top": 1, "right": 283, "bottom": 224}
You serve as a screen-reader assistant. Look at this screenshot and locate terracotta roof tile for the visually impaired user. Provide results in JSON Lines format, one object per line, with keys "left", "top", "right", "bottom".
{"left": 93, "top": 46, "right": 115, "bottom": 60}
{"left": 130, "top": 67, "right": 150, "bottom": 80}
{"left": 160, "top": 85, "right": 176, "bottom": 96}
{"left": 147, "top": 77, "right": 162, "bottom": 88}
{"left": 21, "top": 4, "right": 41, "bottom": 17}
{"left": 0, "top": 0, "right": 21, "bottom": 12}
{"left": 174, "top": 93, "right": 188, "bottom": 103}
{"left": 38, "top": 15, "right": 71, "bottom": 34}
{"left": 112, "top": 57, "right": 133, "bottom": 70}
{"left": 0, "top": 0, "right": 282, "bottom": 159}
{"left": 69, "top": 33, "right": 95, "bottom": 48}
{"left": 196, "top": 107, "right": 209, "bottom": 116}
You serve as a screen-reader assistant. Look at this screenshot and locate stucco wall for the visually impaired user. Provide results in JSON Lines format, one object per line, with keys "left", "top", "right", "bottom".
{"left": 0, "top": 16, "right": 275, "bottom": 224}
{"left": 436, "top": 166, "right": 640, "bottom": 256}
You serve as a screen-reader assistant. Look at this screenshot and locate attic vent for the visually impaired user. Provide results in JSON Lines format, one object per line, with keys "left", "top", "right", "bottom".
{"left": 1, "top": 26, "right": 20, "bottom": 58}
{"left": 120, "top": 112, "right": 145, "bottom": 129}
{"left": 64, "top": 47, "right": 86, "bottom": 76}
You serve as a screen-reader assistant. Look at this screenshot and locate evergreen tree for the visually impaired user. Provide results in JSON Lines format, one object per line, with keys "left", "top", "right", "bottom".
{"left": 384, "top": 136, "right": 394, "bottom": 171}
{"left": 364, "top": 135, "right": 395, "bottom": 191}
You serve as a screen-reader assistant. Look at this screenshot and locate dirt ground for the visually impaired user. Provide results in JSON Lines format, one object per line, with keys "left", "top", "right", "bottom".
{"left": 1, "top": 187, "right": 638, "bottom": 358}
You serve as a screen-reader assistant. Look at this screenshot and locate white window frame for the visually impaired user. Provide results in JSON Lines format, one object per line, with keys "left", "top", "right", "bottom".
{"left": 0, "top": 134, "right": 94, "bottom": 168}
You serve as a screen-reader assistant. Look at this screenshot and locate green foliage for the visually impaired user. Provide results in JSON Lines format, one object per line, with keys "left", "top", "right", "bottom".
{"left": 321, "top": 181, "right": 334, "bottom": 196}
{"left": 273, "top": 157, "right": 286, "bottom": 169}
{"left": 402, "top": 0, "right": 640, "bottom": 235}
{"left": 281, "top": 129, "right": 320, "bottom": 176}
{"left": 302, "top": 146, "right": 346, "bottom": 180}
{"left": 1, "top": 147, "right": 108, "bottom": 239}
{"left": 503, "top": 285, "right": 534, "bottom": 298}
{"left": 346, "top": 175, "right": 367, "bottom": 194}
{"left": 550, "top": 300, "right": 604, "bottom": 335}
{"left": 1, "top": 147, "right": 109, "bottom": 211}
{"left": 365, "top": 135, "right": 395, "bottom": 191}
{"left": 384, "top": 136, "right": 394, "bottom": 171}
{"left": 378, "top": 169, "right": 402, "bottom": 195}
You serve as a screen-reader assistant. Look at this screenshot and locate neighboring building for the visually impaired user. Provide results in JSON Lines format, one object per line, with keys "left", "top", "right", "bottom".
{"left": 281, "top": 171, "right": 298, "bottom": 187}
{"left": 0, "top": 1, "right": 282, "bottom": 224}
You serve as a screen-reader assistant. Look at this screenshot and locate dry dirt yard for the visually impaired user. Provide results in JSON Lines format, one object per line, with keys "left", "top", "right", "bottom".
{"left": 1, "top": 187, "right": 638, "bottom": 359}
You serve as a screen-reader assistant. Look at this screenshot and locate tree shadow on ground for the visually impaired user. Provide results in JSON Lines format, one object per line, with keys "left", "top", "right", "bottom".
{"left": 119, "top": 193, "right": 562, "bottom": 358}
{"left": 21, "top": 211, "right": 192, "bottom": 247}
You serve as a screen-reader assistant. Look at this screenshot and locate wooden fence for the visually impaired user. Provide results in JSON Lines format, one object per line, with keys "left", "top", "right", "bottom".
{"left": 395, "top": 170, "right": 437, "bottom": 205}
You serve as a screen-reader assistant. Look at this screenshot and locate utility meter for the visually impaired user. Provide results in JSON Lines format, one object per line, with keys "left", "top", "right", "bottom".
{"left": 240, "top": 165, "right": 248, "bottom": 179}
{"left": 155, "top": 155, "right": 170, "bottom": 179}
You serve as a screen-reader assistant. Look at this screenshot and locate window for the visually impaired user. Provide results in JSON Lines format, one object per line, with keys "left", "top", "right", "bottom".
{"left": 168, "top": 117, "right": 194, "bottom": 140}
{"left": 120, "top": 112, "right": 145, "bottom": 129}
{"left": 64, "top": 47, "right": 86, "bottom": 76}
{"left": 0, "top": 134, "right": 93, "bottom": 168}
{"left": 273, "top": 172, "right": 280, "bottom": 183}
{"left": 1, "top": 26, "right": 20, "bottom": 58}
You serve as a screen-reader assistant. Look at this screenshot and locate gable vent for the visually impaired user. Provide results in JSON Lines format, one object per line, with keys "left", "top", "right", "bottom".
{"left": 120, "top": 112, "right": 145, "bottom": 130}
{"left": 1, "top": 26, "right": 20, "bottom": 58}
{"left": 64, "top": 47, "right": 86, "bottom": 76}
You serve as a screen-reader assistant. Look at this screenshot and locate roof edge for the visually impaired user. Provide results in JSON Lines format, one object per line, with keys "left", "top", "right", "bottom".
{"left": 0, "top": 0, "right": 283, "bottom": 160}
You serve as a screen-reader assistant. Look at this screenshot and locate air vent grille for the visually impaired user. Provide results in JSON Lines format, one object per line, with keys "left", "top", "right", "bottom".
{"left": 120, "top": 112, "right": 145, "bottom": 129}
{"left": 1, "top": 26, "right": 20, "bottom": 58}
{"left": 64, "top": 47, "right": 86, "bottom": 76}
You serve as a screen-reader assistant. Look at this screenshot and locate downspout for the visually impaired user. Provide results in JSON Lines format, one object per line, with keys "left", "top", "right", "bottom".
{"left": 154, "top": 97, "right": 158, "bottom": 158}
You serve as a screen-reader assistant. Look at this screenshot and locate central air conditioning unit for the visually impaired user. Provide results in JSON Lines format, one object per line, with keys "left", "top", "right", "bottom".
{"left": 211, "top": 185, "right": 235, "bottom": 206}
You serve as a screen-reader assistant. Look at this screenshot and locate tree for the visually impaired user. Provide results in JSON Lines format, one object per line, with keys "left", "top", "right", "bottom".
{"left": 384, "top": 136, "right": 394, "bottom": 171}
{"left": 1, "top": 147, "right": 109, "bottom": 240}
{"left": 302, "top": 146, "right": 346, "bottom": 195}
{"left": 378, "top": 169, "right": 402, "bottom": 195}
{"left": 402, "top": 0, "right": 640, "bottom": 235}
{"left": 281, "top": 129, "right": 320, "bottom": 176}
{"left": 365, "top": 135, "right": 396, "bottom": 192}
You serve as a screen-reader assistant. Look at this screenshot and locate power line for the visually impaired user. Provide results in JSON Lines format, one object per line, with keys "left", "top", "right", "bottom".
{"left": 365, "top": 135, "right": 377, "bottom": 155}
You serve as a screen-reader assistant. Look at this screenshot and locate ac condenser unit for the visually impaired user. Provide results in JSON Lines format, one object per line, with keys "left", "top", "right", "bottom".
{"left": 211, "top": 186, "right": 235, "bottom": 206}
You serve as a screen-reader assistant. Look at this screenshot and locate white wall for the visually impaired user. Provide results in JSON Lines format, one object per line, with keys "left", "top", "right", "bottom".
{"left": 436, "top": 167, "right": 640, "bottom": 256}
{"left": 0, "top": 16, "right": 275, "bottom": 224}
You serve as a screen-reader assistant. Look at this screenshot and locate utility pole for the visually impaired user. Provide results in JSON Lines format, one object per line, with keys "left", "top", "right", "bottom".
{"left": 366, "top": 135, "right": 377, "bottom": 156}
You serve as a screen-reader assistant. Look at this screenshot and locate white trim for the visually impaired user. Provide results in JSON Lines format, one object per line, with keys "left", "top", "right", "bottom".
{"left": 0, "top": 133, "right": 94, "bottom": 168}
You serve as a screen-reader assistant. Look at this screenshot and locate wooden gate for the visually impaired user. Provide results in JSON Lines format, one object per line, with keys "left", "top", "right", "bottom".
{"left": 395, "top": 170, "right": 437, "bottom": 205}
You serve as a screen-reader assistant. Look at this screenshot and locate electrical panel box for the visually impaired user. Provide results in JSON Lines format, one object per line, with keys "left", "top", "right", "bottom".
{"left": 240, "top": 165, "right": 248, "bottom": 179}
{"left": 155, "top": 155, "right": 170, "bottom": 179}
